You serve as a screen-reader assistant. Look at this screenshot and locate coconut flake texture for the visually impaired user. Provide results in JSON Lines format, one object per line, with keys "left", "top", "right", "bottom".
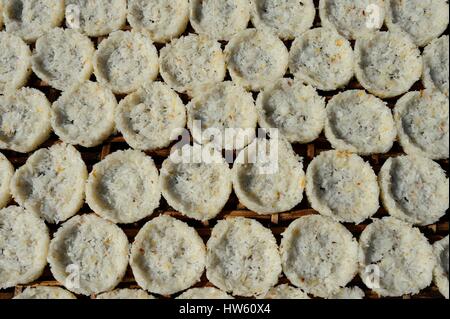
{"left": 86, "top": 150, "right": 161, "bottom": 224}
{"left": 281, "top": 215, "right": 359, "bottom": 297}
{"left": 14, "top": 287, "right": 77, "bottom": 299}
{"left": 379, "top": 155, "right": 449, "bottom": 226}
{"left": 177, "top": 287, "right": 234, "bottom": 299}
{"left": 0, "top": 87, "right": 51, "bottom": 153}
{"left": 394, "top": 90, "right": 449, "bottom": 160}
{"left": 127, "top": 0, "right": 189, "bottom": 43}
{"left": 51, "top": 81, "right": 117, "bottom": 148}
{"left": 306, "top": 150, "right": 379, "bottom": 224}
{"left": 354, "top": 31, "right": 422, "bottom": 98}
{"left": 11, "top": 143, "right": 88, "bottom": 224}
{"left": 187, "top": 81, "right": 257, "bottom": 151}
{"left": 206, "top": 217, "right": 282, "bottom": 297}
{"left": 256, "top": 78, "right": 326, "bottom": 144}
{"left": 3, "top": 0, "right": 64, "bottom": 43}
{"left": 96, "top": 289, "right": 154, "bottom": 299}
{"left": 0, "top": 31, "right": 31, "bottom": 94}
{"left": 160, "top": 144, "right": 232, "bottom": 221}
{"left": 94, "top": 31, "right": 159, "bottom": 95}
{"left": 232, "top": 138, "right": 305, "bottom": 214}
{"left": 422, "top": 35, "right": 449, "bottom": 97}
{"left": 251, "top": 0, "right": 315, "bottom": 40}
{"left": 160, "top": 34, "right": 226, "bottom": 95}
{"left": 225, "top": 29, "right": 288, "bottom": 91}
{"left": 32, "top": 28, "right": 95, "bottom": 91}
{"left": 325, "top": 90, "right": 397, "bottom": 155}
{"left": 65, "top": 0, "right": 127, "bottom": 37}
{"left": 327, "top": 287, "right": 365, "bottom": 299}
{"left": 115, "top": 82, "right": 187, "bottom": 151}
{"left": 433, "top": 236, "right": 449, "bottom": 299}
{"left": 359, "top": 217, "right": 436, "bottom": 297}
{"left": 385, "top": 0, "right": 449, "bottom": 47}
{"left": 289, "top": 27, "right": 354, "bottom": 91}
{"left": 130, "top": 215, "right": 206, "bottom": 295}
{"left": 257, "top": 284, "right": 310, "bottom": 299}
{"left": 0, "top": 206, "right": 49, "bottom": 289}
{"left": 48, "top": 214, "right": 129, "bottom": 296}
{"left": 319, "top": 0, "right": 385, "bottom": 40}
{"left": 190, "top": 0, "right": 250, "bottom": 41}
{"left": 0, "top": 152, "right": 13, "bottom": 208}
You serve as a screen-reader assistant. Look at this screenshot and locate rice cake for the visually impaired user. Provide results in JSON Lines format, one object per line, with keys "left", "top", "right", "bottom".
{"left": 0, "top": 87, "right": 51, "bottom": 153}
{"left": 354, "top": 31, "right": 422, "bottom": 98}
{"left": 206, "top": 217, "right": 282, "bottom": 297}
{"left": 359, "top": 217, "right": 435, "bottom": 297}
{"left": 130, "top": 215, "right": 206, "bottom": 295}
{"left": 0, "top": 206, "right": 49, "bottom": 289}
{"left": 11, "top": 143, "right": 88, "bottom": 224}
{"left": 48, "top": 214, "right": 129, "bottom": 296}
{"left": 86, "top": 150, "right": 161, "bottom": 224}
{"left": 281, "top": 215, "right": 359, "bottom": 297}
{"left": 379, "top": 155, "right": 449, "bottom": 226}
{"left": 289, "top": 27, "right": 354, "bottom": 91}
{"left": 51, "top": 81, "right": 117, "bottom": 148}
{"left": 225, "top": 29, "right": 288, "bottom": 91}
{"left": 325, "top": 90, "right": 396, "bottom": 155}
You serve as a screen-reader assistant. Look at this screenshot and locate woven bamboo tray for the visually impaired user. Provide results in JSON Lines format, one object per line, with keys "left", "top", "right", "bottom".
{"left": 1, "top": 0, "right": 448, "bottom": 299}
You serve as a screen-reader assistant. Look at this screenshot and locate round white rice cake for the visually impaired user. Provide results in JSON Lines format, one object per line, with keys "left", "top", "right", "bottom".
{"left": 160, "top": 34, "right": 225, "bottom": 95}
{"left": 14, "top": 287, "right": 77, "bottom": 299}
{"left": 3, "top": 0, "right": 64, "bottom": 43}
{"left": 281, "top": 215, "right": 359, "bottom": 298}
{"left": 0, "top": 152, "right": 13, "bottom": 209}
{"left": 225, "top": 29, "right": 288, "bottom": 91}
{"left": 115, "top": 82, "right": 186, "bottom": 151}
{"left": 10, "top": 143, "right": 88, "bottom": 224}
{"left": 0, "top": 87, "right": 51, "bottom": 153}
{"left": 160, "top": 144, "right": 232, "bottom": 221}
{"left": 250, "top": 0, "right": 315, "bottom": 40}
{"left": 232, "top": 138, "right": 305, "bottom": 214}
{"left": 257, "top": 284, "right": 310, "bottom": 299}
{"left": 65, "top": 0, "right": 127, "bottom": 37}
{"left": 256, "top": 78, "right": 326, "bottom": 144}
{"left": 0, "top": 206, "right": 49, "bottom": 289}
{"left": 325, "top": 90, "right": 397, "bottom": 155}
{"left": 354, "top": 31, "right": 422, "bottom": 98}
{"left": 306, "top": 151, "right": 379, "bottom": 224}
{"left": 127, "top": 0, "right": 189, "bottom": 44}
{"left": 422, "top": 35, "right": 449, "bottom": 97}
{"left": 394, "top": 90, "right": 449, "bottom": 160}
{"left": 327, "top": 287, "right": 365, "bottom": 299}
{"left": 289, "top": 27, "right": 354, "bottom": 91}
{"left": 319, "top": 0, "right": 385, "bottom": 40}
{"left": 379, "top": 155, "right": 449, "bottom": 226}
{"left": 94, "top": 31, "right": 159, "bottom": 95}
{"left": 187, "top": 81, "right": 257, "bottom": 151}
{"left": 130, "top": 215, "right": 206, "bottom": 295}
{"left": 206, "top": 217, "right": 282, "bottom": 297}
{"left": 177, "top": 287, "right": 234, "bottom": 299}
{"left": 358, "top": 217, "right": 435, "bottom": 297}
{"left": 190, "top": 0, "right": 250, "bottom": 41}
{"left": 385, "top": 0, "right": 449, "bottom": 47}
{"left": 51, "top": 81, "right": 117, "bottom": 148}
{"left": 96, "top": 289, "right": 154, "bottom": 299}
{"left": 433, "top": 236, "right": 449, "bottom": 299}
{"left": 32, "top": 28, "right": 94, "bottom": 91}
{"left": 48, "top": 214, "right": 129, "bottom": 296}
{"left": 0, "top": 31, "right": 31, "bottom": 95}
{"left": 86, "top": 150, "right": 161, "bottom": 224}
